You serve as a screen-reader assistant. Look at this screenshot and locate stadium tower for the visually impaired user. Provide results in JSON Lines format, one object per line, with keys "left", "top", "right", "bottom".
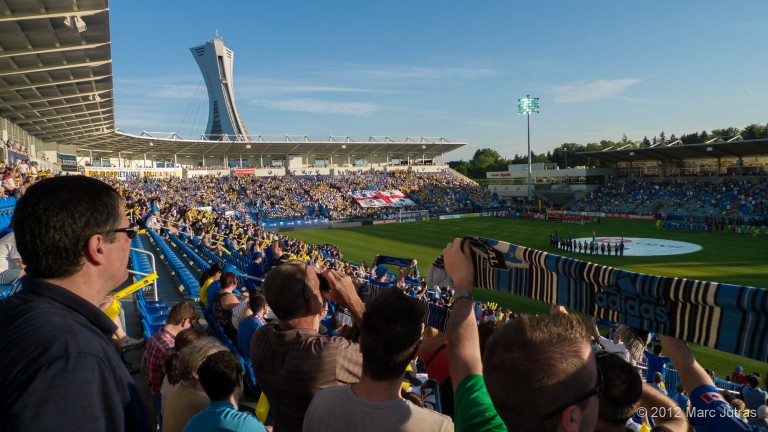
{"left": 190, "top": 37, "right": 250, "bottom": 139}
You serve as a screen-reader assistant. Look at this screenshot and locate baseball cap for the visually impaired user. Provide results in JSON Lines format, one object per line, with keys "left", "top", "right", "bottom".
{"left": 375, "top": 265, "right": 388, "bottom": 278}
{"left": 223, "top": 264, "right": 240, "bottom": 275}
{"left": 735, "top": 366, "right": 743, "bottom": 372}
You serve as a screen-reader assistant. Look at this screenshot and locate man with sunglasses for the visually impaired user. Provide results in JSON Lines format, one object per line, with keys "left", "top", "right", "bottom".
{"left": 0, "top": 176, "right": 150, "bottom": 432}
{"left": 443, "top": 238, "right": 599, "bottom": 432}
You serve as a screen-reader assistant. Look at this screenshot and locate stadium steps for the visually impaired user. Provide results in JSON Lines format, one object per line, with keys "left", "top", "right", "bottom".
{"left": 135, "top": 233, "right": 192, "bottom": 306}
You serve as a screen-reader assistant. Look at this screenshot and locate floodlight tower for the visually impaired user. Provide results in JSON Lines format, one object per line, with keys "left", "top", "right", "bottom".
{"left": 517, "top": 95, "right": 540, "bottom": 204}
{"left": 190, "top": 37, "right": 250, "bottom": 139}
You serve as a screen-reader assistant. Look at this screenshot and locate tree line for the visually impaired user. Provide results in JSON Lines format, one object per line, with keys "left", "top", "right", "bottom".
{"left": 448, "top": 122, "right": 768, "bottom": 179}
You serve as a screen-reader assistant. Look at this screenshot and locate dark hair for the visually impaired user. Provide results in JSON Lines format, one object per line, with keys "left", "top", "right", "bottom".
{"left": 653, "top": 344, "right": 662, "bottom": 355}
{"left": 199, "top": 263, "right": 222, "bottom": 286}
{"left": 478, "top": 320, "right": 504, "bottom": 356}
{"left": 596, "top": 351, "right": 642, "bottom": 424}
{"left": 13, "top": 176, "right": 123, "bottom": 278}
{"left": 262, "top": 263, "right": 314, "bottom": 321}
{"left": 165, "top": 328, "right": 206, "bottom": 385}
{"left": 198, "top": 350, "right": 243, "bottom": 401}
{"left": 167, "top": 302, "right": 200, "bottom": 326}
{"left": 360, "top": 289, "right": 423, "bottom": 381}
{"left": 483, "top": 313, "right": 592, "bottom": 431}
{"left": 248, "top": 292, "right": 267, "bottom": 312}
{"left": 220, "top": 272, "right": 237, "bottom": 289}
{"left": 749, "top": 375, "right": 760, "bottom": 388}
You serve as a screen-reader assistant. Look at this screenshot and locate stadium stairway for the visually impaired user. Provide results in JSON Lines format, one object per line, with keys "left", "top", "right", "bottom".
{"left": 119, "top": 232, "right": 193, "bottom": 430}
{"left": 144, "top": 230, "right": 264, "bottom": 403}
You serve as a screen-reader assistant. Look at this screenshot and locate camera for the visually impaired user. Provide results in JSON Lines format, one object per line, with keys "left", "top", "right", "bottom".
{"left": 318, "top": 272, "right": 331, "bottom": 292}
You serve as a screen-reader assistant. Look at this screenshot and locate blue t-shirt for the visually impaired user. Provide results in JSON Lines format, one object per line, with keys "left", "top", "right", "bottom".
{"left": 644, "top": 350, "right": 671, "bottom": 382}
{"left": 183, "top": 400, "right": 266, "bottom": 432}
{"left": 667, "top": 390, "right": 689, "bottom": 410}
{"left": 742, "top": 385, "right": 768, "bottom": 412}
{"left": 688, "top": 384, "right": 765, "bottom": 432}
{"left": 237, "top": 315, "right": 265, "bottom": 361}
{"left": 246, "top": 262, "right": 265, "bottom": 280}
{"left": 206, "top": 280, "right": 222, "bottom": 312}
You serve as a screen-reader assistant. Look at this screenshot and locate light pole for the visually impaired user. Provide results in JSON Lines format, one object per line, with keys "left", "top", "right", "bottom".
{"left": 517, "top": 95, "right": 539, "bottom": 204}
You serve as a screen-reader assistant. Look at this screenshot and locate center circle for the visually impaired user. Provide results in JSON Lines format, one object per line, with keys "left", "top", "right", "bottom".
{"left": 571, "top": 237, "right": 702, "bottom": 256}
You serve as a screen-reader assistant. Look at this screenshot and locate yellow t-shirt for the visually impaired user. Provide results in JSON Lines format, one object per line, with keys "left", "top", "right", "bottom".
{"left": 199, "top": 278, "right": 214, "bottom": 307}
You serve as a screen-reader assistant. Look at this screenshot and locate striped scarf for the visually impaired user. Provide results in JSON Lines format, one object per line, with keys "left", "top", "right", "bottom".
{"left": 427, "top": 236, "right": 768, "bottom": 362}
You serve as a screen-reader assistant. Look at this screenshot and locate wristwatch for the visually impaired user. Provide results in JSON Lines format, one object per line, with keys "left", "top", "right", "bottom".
{"left": 450, "top": 291, "right": 474, "bottom": 307}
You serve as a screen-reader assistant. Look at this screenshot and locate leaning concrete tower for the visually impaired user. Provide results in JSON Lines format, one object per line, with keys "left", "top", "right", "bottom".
{"left": 190, "top": 37, "right": 250, "bottom": 139}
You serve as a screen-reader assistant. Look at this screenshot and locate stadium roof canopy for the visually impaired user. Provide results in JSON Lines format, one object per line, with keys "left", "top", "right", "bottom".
{"left": 0, "top": 0, "right": 465, "bottom": 161}
{"left": 579, "top": 138, "right": 768, "bottom": 164}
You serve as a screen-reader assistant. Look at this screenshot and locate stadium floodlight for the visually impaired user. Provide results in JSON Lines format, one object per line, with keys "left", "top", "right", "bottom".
{"left": 517, "top": 95, "right": 539, "bottom": 204}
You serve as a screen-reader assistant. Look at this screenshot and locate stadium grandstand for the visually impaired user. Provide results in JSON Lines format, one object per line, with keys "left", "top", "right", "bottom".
{"left": 2, "top": 2, "right": 768, "bottom": 432}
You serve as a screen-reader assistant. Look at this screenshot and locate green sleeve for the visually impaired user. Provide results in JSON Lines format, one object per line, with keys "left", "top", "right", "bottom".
{"left": 454, "top": 374, "right": 508, "bottom": 432}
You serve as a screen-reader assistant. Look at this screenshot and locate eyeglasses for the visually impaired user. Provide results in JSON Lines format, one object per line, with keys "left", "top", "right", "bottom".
{"left": 111, "top": 223, "right": 139, "bottom": 240}
{"left": 541, "top": 367, "right": 603, "bottom": 420}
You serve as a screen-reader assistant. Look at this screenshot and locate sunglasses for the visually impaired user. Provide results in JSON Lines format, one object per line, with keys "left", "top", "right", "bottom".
{"left": 541, "top": 367, "right": 603, "bottom": 420}
{"left": 111, "top": 223, "right": 140, "bottom": 240}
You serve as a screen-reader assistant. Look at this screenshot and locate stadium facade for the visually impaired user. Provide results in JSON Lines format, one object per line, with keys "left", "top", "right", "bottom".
{"left": 0, "top": 2, "right": 464, "bottom": 172}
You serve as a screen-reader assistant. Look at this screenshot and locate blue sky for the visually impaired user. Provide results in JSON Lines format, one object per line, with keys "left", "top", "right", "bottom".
{"left": 109, "top": 1, "right": 768, "bottom": 162}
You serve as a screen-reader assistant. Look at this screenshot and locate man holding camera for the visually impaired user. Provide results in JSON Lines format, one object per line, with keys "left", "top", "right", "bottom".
{"left": 250, "top": 262, "right": 365, "bottom": 432}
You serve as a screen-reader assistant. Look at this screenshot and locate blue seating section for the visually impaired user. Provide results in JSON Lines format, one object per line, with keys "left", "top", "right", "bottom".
{"left": 0, "top": 197, "right": 15, "bottom": 235}
{"left": 179, "top": 233, "right": 259, "bottom": 290}
{"left": 153, "top": 231, "right": 262, "bottom": 398}
{"left": 130, "top": 236, "right": 169, "bottom": 340}
{"left": 147, "top": 230, "right": 200, "bottom": 298}
{"left": 166, "top": 231, "right": 209, "bottom": 275}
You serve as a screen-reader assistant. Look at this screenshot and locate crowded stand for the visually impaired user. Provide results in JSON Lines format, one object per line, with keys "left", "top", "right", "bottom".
{"left": 1, "top": 170, "right": 768, "bottom": 432}
{"left": 568, "top": 177, "right": 768, "bottom": 227}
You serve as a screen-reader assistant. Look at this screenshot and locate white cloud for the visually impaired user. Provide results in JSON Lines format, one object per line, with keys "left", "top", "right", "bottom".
{"left": 354, "top": 66, "right": 499, "bottom": 81}
{"left": 252, "top": 98, "right": 377, "bottom": 116}
{"left": 549, "top": 78, "right": 643, "bottom": 103}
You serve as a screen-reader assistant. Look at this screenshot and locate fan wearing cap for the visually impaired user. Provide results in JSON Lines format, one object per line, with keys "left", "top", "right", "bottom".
{"left": 732, "top": 366, "right": 747, "bottom": 386}
{"left": 246, "top": 252, "right": 265, "bottom": 281}
{"left": 374, "top": 265, "right": 389, "bottom": 283}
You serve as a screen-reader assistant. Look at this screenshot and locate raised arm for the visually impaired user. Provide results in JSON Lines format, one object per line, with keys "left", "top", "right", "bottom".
{"left": 443, "top": 238, "right": 482, "bottom": 388}
{"left": 638, "top": 382, "right": 689, "bottom": 432}
{"left": 657, "top": 335, "right": 713, "bottom": 392}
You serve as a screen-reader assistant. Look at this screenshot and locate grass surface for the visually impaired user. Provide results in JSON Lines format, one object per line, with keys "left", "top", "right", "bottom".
{"left": 289, "top": 217, "right": 768, "bottom": 378}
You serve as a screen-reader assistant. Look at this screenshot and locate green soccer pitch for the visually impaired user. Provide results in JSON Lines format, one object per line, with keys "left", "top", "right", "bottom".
{"left": 289, "top": 216, "right": 768, "bottom": 378}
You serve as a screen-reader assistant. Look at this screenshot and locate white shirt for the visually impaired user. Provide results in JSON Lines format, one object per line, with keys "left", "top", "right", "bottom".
{"left": 598, "top": 335, "right": 633, "bottom": 364}
{"left": 0, "top": 232, "right": 21, "bottom": 271}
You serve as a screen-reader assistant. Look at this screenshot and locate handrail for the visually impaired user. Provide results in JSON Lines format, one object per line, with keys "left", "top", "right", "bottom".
{"left": 129, "top": 246, "right": 159, "bottom": 301}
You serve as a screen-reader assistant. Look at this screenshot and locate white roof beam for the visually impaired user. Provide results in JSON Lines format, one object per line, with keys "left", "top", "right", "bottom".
{"left": 0, "top": 59, "right": 110, "bottom": 78}
{"left": 0, "top": 90, "right": 107, "bottom": 107}
{"left": 14, "top": 107, "right": 112, "bottom": 124}
{"left": 0, "top": 8, "right": 107, "bottom": 23}
{"left": 27, "top": 118, "right": 112, "bottom": 132}
{"left": 0, "top": 74, "right": 111, "bottom": 93}
{"left": 3, "top": 97, "right": 112, "bottom": 114}
{"left": 0, "top": 42, "right": 109, "bottom": 59}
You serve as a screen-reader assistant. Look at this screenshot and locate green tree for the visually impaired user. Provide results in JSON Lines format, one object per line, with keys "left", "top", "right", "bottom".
{"left": 471, "top": 148, "right": 502, "bottom": 170}
{"left": 711, "top": 127, "right": 740, "bottom": 138}
{"left": 741, "top": 124, "right": 766, "bottom": 140}
{"left": 448, "top": 160, "right": 470, "bottom": 176}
